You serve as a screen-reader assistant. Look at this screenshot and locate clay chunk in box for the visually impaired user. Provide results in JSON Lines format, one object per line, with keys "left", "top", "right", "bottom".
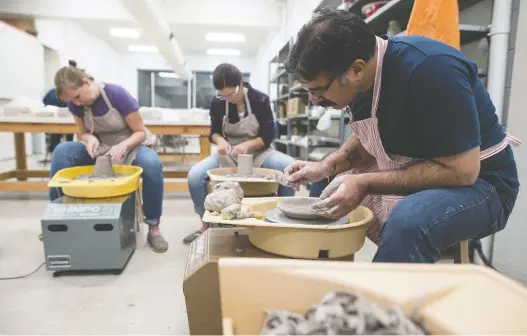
{"left": 219, "top": 258, "right": 527, "bottom": 335}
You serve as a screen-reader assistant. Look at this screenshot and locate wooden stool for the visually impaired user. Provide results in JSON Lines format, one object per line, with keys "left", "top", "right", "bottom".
{"left": 441, "top": 240, "right": 470, "bottom": 264}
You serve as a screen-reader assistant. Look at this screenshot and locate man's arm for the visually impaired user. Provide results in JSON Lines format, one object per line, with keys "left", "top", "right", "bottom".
{"left": 361, "top": 146, "right": 480, "bottom": 195}
{"left": 322, "top": 133, "right": 375, "bottom": 175}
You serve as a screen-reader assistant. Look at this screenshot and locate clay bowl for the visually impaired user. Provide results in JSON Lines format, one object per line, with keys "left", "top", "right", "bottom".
{"left": 276, "top": 197, "right": 327, "bottom": 220}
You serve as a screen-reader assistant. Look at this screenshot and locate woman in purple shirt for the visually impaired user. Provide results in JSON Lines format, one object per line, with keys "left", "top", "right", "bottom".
{"left": 49, "top": 66, "right": 168, "bottom": 253}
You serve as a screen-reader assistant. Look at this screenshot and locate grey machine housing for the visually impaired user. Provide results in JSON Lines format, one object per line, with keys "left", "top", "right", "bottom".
{"left": 40, "top": 193, "right": 137, "bottom": 276}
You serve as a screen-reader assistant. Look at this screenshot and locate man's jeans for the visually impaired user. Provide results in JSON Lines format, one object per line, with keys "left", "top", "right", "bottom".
{"left": 310, "top": 176, "right": 516, "bottom": 263}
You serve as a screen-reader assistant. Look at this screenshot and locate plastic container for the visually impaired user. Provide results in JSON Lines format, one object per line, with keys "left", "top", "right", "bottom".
{"left": 48, "top": 165, "right": 143, "bottom": 198}
{"left": 219, "top": 258, "right": 527, "bottom": 335}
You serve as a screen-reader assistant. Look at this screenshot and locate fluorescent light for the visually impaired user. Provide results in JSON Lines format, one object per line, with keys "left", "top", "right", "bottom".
{"left": 128, "top": 45, "right": 159, "bottom": 53}
{"left": 206, "top": 48, "right": 241, "bottom": 56}
{"left": 109, "top": 28, "right": 140, "bottom": 39}
{"left": 206, "top": 32, "right": 245, "bottom": 43}
{"left": 158, "top": 72, "right": 179, "bottom": 78}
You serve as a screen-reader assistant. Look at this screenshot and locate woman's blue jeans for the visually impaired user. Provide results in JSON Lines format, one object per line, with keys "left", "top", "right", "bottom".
{"left": 188, "top": 150, "right": 296, "bottom": 218}
{"left": 49, "top": 141, "right": 164, "bottom": 225}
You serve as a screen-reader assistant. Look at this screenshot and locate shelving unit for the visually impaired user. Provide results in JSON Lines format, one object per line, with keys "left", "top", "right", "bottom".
{"left": 269, "top": 0, "right": 491, "bottom": 162}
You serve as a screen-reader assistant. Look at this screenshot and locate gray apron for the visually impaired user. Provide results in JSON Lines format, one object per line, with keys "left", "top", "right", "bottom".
{"left": 218, "top": 88, "right": 273, "bottom": 168}
{"left": 84, "top": 83, "right": 156, "bottom": 164}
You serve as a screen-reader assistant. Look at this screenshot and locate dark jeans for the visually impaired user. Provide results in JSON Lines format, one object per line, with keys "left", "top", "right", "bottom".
{"left": 374, "top": 178, "right": 516, "bottom": 262}
{"left": 310, "top": 176, "right": 516, "bottom": 263}
{"left": 309, "top": 178, "right": 333, "bottom": 197}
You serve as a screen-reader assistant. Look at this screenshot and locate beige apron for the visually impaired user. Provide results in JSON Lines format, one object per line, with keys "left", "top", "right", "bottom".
{"left": 84, "top": 83, "right": 156, "bottom": 164}
{"left": 340, "top": 37, "right": 522, "bottom": 244}
{"left": 218, "top": 88, "right": 274, "bottom": 168}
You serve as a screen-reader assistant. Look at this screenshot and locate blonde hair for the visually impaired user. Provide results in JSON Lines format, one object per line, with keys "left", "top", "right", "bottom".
{"left": 54, "top": 66, "right": 91, "bottom": 100}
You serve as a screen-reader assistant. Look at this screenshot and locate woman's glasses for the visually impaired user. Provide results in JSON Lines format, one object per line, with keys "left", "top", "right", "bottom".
{"left": 216, "top": 85, "right": 239, "bottom": 100}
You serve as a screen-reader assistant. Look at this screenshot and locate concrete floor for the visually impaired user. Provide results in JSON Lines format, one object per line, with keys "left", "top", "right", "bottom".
{"left": 0, "top": 156, "right": 377, "bottom": 335}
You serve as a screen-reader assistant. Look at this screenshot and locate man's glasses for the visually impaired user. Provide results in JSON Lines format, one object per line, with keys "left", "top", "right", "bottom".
{"left": 216, "top": 85, "right": 239, "bottom": 100}
{"left": 302, "top": 77, "right": 335, "bottom": 101}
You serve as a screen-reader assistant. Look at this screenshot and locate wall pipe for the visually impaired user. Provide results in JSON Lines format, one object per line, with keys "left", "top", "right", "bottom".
{"left": 482, "top": 0, "right": 513, "bottom": 263}
{"left": 487, "top": 0, "right": 513, "bottom": 125}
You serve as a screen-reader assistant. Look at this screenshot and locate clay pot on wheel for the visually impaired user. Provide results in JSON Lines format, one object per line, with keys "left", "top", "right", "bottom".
{"left": 237, "top": 154, "right": 254, "bottom": 176}
{"left": 93, "top": 155, "right": 116, "bottom": 177}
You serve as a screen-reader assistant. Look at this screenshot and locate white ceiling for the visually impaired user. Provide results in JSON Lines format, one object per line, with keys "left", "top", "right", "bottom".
{"left": 76, "top": 19, "right": 273, "bottom": 57}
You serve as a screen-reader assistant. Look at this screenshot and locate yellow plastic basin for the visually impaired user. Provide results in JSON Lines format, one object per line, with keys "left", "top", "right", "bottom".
{"left": 48, "top": 165, "right": 143, "bottom": 198}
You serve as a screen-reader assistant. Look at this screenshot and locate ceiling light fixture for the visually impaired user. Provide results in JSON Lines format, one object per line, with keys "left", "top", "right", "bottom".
{"left": 205, "top": 32, "right": 246, "bottom": 43}
{"left": 109, "top": 28, "right": 140, "bottom": 39}
{"left": 158, "top": 72, "right": 179, "bottom": 78}
{"left": 206, "top": 48, "right": 241, "bottom": 56}
{"left": 128, "top": 45, "right": 159, "bottom": 53}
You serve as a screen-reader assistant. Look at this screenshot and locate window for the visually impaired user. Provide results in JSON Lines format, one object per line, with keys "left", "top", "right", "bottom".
{"left": 137, "top": 70, "right": 250, "bottom": 108}
{"left": 137, "top": 70, "right": 190, "bottom": 108}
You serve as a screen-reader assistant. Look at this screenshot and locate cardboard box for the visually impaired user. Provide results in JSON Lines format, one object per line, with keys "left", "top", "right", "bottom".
{"left": 183, "top": 228, "right": 353, "bottom": 335}
{"left": 279, "top": 102, "right": 286, "bottom": 118}
{"left": 219, "top": 258, "right": 527, "bottom": 335}
{"left": 287, "top": 97, "right": 306, "bottom": 117}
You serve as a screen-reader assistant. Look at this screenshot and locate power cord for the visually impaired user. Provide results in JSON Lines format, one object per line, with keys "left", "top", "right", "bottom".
{"left": 0, "top": 262, "right": 46, "bottom": 280}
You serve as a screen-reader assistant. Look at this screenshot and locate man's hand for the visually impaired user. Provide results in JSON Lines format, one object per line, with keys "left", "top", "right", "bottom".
{"left": 231, "top": 141, "right": 252, "bottom": 156}
{"left": 84, "top": 134, "right": 100, "bottom": 159}
{"left": 217, "top": 141, "right": 231, "bottom": 155}
{"left": 108, "top": 142, "right": 129, "bottom": 161}
{"left": 284, "top": 161, "right": 332, "bottom": 190}
{"left": 311, "top": 174, "right": 369, "bottom": 219}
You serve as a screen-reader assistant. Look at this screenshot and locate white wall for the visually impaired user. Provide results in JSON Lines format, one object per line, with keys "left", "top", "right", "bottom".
{"left": 0, "top": 21, "right": 43, "bottom": 160}
{"left": 35, "top": 19, "right": 135, "bottom": 95}
{"left": 252, "top": 0, "right": 321, "bottom": 94}
{"left": 491, "top": 0, "right": 527, "bottom": 283}
{"left": 0, "top": 18, "right": 135, "bottom": 161}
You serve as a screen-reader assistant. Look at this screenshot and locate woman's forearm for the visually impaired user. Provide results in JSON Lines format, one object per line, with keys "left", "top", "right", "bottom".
{"left": 212, "top": 133, "right": 228, "bottom": 146}
{"left": 120, "top": 130, "right": 146, "bottom": 149}
{"left": 247, "top": 137, "right": 264, "bottom": 151}
{"left": 80, "top": 132, "right": 95, "bottom": 142}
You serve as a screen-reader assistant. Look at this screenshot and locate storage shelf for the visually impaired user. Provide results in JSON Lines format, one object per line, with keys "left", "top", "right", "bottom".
{"left": 459, "top": 24, "right": 489, "bottom": 44}
{"left": 365, "top": 0, "right": 414, "bottom": 35}
{"left": 289, "top": 114, "right": 309, "bottom": 120}
{"left": 289, "top": 141, "right": 309, "bottom": 148}
{"left": 270, "top": 69, "right": 288, "bottom": 84}
{"left": 273, "top": 139, "right": 289, "bottom": 145}
{"left": 397, "top": 24, "right": 489, "bottom": 45}
{"left": 309, "top": 135, "right": 342, "bottom": 144}
{"left": 290, "top": 83, "right": 308, "bottom": 93}
{"left": 458, "top": 0, "right": 487, "bottom": 11}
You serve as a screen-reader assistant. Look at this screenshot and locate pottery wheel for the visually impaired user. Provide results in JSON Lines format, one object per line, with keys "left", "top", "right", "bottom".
{"left": 264, "top": 208, "right": 348, "bottom": 226}
{"left": 225, "top": 173, "right": 268, "bottom": 179}
{"left": 75, "top": 174, "right": 123, "bottom": 181}
{"left": 277, "top": 197, "right": 328, "bottom": 220}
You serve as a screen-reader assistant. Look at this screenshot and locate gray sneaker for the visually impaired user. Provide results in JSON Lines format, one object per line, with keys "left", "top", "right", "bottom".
{"left": 147, "top": 232, "right": 169, "bottom": 253}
